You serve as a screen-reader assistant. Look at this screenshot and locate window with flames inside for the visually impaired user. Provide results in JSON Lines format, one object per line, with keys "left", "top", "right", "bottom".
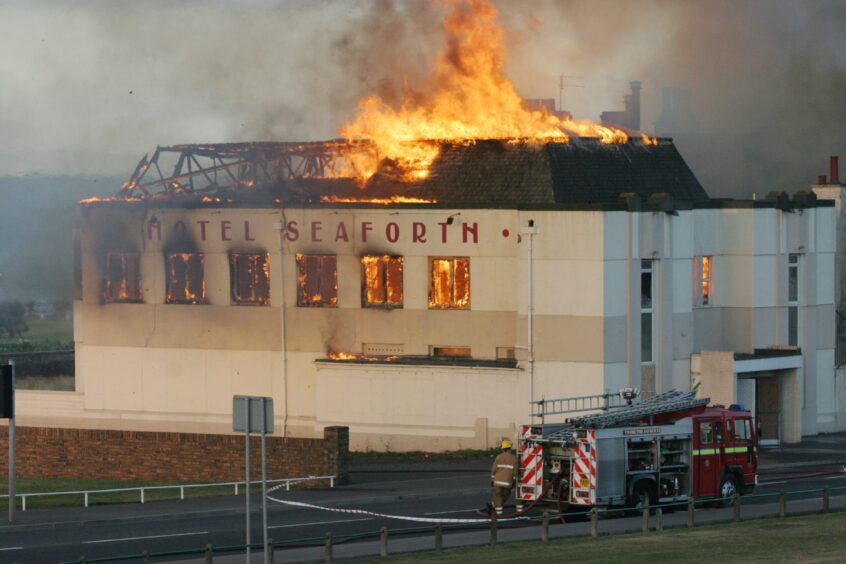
{"left": 361, "top": 255, "right": 403, "bottom": 308}
{"left": 166, "top": 253, "right": 206, "bottom": 304}
{"left": 296, "top": 254, "right": 338, "bottom": 307}
{"left": 230, "top": 253, "right": 270, "bottom": 306}
{"left": 104, "top": 252, "right": 142, "bottom": 303}
{"left": 429, "top": 257, "right": 470, "bottom": 309}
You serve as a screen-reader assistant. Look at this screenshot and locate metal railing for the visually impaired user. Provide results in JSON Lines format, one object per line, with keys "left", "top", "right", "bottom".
{"left": 0, "top": 475, "right": 335, "bottom": 511}
{"left": 57, "top": 484, "right": 846, "bottom": 563}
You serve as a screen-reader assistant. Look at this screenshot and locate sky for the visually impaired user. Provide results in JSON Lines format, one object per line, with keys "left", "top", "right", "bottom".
{"left": 0, "top": 0, "right": 844, "bottom": 197}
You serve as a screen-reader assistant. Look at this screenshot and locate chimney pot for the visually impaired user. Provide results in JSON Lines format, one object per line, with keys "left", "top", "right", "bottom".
{"left": 818, "top": 175, "right": 827, "bottom": 185}
{"left": 831, "top": 156, "right": 840, "bottom": 185}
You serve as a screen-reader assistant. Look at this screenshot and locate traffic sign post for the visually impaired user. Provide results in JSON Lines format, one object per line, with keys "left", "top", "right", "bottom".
{"left": 1, "top": 362, "right": 15, "bottom": 524}
{"left": 233, "top": 396, "right": 274, "bottom": 563}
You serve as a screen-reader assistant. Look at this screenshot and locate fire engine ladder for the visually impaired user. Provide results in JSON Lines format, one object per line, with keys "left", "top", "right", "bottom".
{"left": 536, "top": 389, "right": 710, "bottom": 444}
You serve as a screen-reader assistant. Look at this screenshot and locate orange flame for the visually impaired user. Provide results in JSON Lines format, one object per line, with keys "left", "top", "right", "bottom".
{"left": 320, "top": 195, "right": 437, "bottom": 205}
{"left": 339, "top": 0, "right": 628, "bottom": 183}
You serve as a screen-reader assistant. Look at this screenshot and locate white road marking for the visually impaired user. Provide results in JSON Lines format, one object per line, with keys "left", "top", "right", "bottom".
{"left": 824, "top": 475, "right": 846, "bottom": 480}
{"left": 760, "top": 480, "right": 787, "bottom": 485}
{"left": 270, "top": 518, "right": 374, "bottom": 529}
{"left": 0, "top": 547, "right": 23, "bottom": 551}
{"left": 424, "top": 508, "right": 479, "bottom": 516}
{"left": 83, "top": 531, "right": 208, "bottom": 544}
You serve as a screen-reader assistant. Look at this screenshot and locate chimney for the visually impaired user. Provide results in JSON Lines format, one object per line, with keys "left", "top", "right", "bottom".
{"left": 629, "top": 81, "right": 642, "bottom": 131}
{"left": 831, "top": 156, "right": 840, "bottom": 185}
{"left": 819, "top": 175, "right": 827, "bottom": 185}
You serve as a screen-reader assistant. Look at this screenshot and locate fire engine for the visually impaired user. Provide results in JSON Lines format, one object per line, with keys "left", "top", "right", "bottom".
{"left": 517, "top": 389, "right": 758, "bottom": 516}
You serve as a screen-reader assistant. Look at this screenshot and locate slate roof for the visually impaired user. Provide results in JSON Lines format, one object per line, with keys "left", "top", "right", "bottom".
{"left": 278, "top": 137, "right": 709, "bottom": 208}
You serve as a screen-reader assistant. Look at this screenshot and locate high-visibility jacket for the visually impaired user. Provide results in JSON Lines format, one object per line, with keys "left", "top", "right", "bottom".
{"left": 491, "top": 450, "right": 517, "bottom": 488}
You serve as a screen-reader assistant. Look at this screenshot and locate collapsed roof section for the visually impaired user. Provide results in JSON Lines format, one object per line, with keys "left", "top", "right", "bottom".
{"left": 108, "top": 137, "right": 711, "bottom": 209}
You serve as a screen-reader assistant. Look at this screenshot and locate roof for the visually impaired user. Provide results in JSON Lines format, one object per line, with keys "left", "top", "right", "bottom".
{"left": 281, "top": 137, "right": 709, "bottom": 207}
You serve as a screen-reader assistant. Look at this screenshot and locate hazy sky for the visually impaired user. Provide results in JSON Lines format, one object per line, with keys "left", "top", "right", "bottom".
{"left": 0, "top": 0, "right": 844, "bottom": 196}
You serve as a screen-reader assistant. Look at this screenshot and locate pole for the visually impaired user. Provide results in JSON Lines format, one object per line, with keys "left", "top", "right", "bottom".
{"left": 8, "top": 360, "right": 15, "bottom": 524}
{"left": 261, "top": 399, "right": 269, "bottom": 564}
{"left": 245, "top": 400, "right": 251, "bottom": 562}
{"left": 528, "top": 227, "right": 534, "bottom": 410}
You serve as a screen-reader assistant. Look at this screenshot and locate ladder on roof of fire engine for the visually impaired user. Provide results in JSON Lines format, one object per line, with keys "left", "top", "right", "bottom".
{"left": 534, "top": 389, "right": 710, "bottom": 443}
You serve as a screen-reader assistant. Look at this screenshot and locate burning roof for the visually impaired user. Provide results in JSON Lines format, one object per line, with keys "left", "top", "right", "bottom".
{"left": 87, "top": 137, "right": 707, "bottom": 209}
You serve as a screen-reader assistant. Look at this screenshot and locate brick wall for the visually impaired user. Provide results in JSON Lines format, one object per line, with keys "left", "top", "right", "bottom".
{"left": 0, "top": 425, "right": 349, "bottom": 484}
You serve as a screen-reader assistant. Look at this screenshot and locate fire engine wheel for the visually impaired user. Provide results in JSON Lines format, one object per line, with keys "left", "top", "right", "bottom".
{"left": 718, "top": 474, "right": 740, "bottom": 507}
{"left": 631, "top": 481, "right": 655, "bottom": 514}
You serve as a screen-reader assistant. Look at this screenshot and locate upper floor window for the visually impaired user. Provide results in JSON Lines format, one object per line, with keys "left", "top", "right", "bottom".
{"left": 166, "top": 253, "right": 206, "bottom": 305}
{"left": 694, "top": 255, "right": 713, "bottom": 306}
{"left": 104, "top": 251, "right": 142, "bottom": 303}
{"left": 230, "top": 253, "right": 270, "bottom": 306}
{"left": 788, "top": 254, "right": 799, "bottom": 346}
{"left": 361, "top": 255, "right": 403, "bottom": 308}
{"left": 429, "top": 257, "right": 470, "bottom": 309}
{"left": 641, "top": 259, "right": 654, "bottom": 363}
{"left": 296, "top": 254, "right": 337, "bottom": 307}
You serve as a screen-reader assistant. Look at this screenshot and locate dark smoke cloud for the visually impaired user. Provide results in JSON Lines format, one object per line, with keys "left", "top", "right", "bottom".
{"left": 0, "top": 0, "right": 844, "bottom": 198}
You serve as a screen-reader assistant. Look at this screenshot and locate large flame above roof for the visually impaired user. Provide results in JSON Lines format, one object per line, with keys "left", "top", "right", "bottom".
{"left": 338, "top": 0, "right": 628, "bottom": 183}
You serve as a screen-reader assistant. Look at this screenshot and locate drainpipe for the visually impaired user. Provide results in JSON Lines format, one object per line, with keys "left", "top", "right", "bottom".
{"left": 274, "top": 215, "right": 290, "bottom": 436}
{"left": 520, "top": 220, "right": 540, "bottom": 418}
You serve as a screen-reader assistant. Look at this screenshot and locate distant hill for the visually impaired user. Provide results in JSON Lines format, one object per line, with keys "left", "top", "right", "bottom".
{"left": 0, "top": 175, "right": 121, "bottom": 301}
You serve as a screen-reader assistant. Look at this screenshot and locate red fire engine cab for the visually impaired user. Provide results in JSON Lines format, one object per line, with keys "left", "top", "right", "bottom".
{"left": 518, "top": 389, "right": 758, "bottom": 513}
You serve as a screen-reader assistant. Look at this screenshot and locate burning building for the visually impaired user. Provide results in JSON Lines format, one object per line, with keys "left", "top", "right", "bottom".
{"left": 17, "top": 0, "right": 841, "bottom": 450}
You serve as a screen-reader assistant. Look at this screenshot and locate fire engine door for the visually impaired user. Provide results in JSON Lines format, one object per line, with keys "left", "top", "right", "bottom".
{"left": 694, "top": 418, "right": 720, "bottom": 498}
{"left": 728, "top": 417, "right": 756, "bottom": 485}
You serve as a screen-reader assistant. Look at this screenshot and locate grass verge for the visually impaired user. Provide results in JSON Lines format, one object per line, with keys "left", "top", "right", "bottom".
{"left": 353, "top": 511, "right": 846, "bottom": 563}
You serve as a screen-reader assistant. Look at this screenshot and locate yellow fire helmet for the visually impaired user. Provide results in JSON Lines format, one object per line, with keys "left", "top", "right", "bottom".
{"left": 501, "top": 439, "right": 513, "bottom": 450}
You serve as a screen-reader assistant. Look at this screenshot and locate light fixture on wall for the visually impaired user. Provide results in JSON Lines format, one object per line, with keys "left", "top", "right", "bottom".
{"left": 446, "top": 213, "right": 463, "bottom": 225}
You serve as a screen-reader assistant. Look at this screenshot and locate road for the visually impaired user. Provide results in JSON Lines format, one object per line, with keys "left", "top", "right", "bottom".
{"left": 2, "top": 467, "right": 845, "bottom": 563}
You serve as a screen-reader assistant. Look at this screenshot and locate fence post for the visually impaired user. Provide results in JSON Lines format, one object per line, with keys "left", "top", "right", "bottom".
{"left": 325, "top": 532, "right": 333, "bottom": 563}
{"left": 733, "top": 494, "right": 741, "bottom": 523}
{"left": 490, "top": 517, "right": 497, "bottom": 546}
{"left": 235, "top": 483, "right": 238, "bottom": 496}
{"left": 434, "top": 524, "right": 443, "bottom": 550}
{"left": 330, "top": 476, "right": 335, "bottom": 488}
{"left": 142, "top": 550, "right": 150, "bottom": 564}
{"left": 21, "top": 495, "right": 25, "bottom": 512}
{"left": 656, "top": 507, "right": 663, "bottom": 531}
{"left": 79, "top": 558, "right": 85, "bottom": 564}
{"left": 380, "top": 526, "right": 388, "bottom": 557}
{"left": 84, "top": 491, "right": 89, "bottom": 508}
{"left": 265, "top": 537, "right": 274, "bottom": 564}
{"left": 642, "top": 499, "right": 649, "bottom": 532}
{"left": 824, "top": 486, "right": 830, "bottom": 514}
{"left": 778, "top": 490, "right": 786, "bottom": 518}
{"left": 541, "top": 511, "right": 549, "bottom": 542}
{"left": 687, "top": 498, "right": 694, "bottom": 528}
{"left": 204, "top": 544, "right": 213, "bottom": 564}
{"left": 141, "top": 488, "right": 145, "bottom": 504}
{"left": 180, "top": 486, "right": 185, "bottom": 501}
{"left": 590, "top": 508, "right": 598, "bottom": 538}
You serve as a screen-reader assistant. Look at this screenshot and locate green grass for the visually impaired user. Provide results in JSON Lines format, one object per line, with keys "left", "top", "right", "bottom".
{"left": 0, "top": 476, "right": 271, "bottom": 510}
{"left": 353, "top": 511, "right": 846, "bottom": 563}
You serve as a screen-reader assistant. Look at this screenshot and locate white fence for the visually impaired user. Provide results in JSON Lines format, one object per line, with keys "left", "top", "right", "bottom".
{"left": 0, "top": 475, "right": 335, "bottom": 511}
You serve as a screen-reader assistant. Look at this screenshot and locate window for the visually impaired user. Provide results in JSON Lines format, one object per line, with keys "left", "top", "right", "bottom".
{"left": 166, "top": 253, "right": 205, "bottom": 304}
{"left": 296, "top": 254, "right": 337, "bottom": 307}
{"left": 699, "top": 421, "right": 714, "bottom": 444}
{"left": 641, "top": 259, "right": 654, "bottom": 363}
{"left": 431, "top": 346, "right": 471, "bottom": 357}
{"left": 429, "top": 257, "right": 470, "bottom": 309}
{"left": 788, "top": 254, "right": 799, "bottom": 346}
{"left": 734, "top": 419, "right": 752, "bottom": 444}
{"left": 694, "top": 255, "right": 713, "bottom": 306}
{"left": 230, "top": 253, "right": 270, "bottom": 306}
{"left": 361, "top": 255, "right": 403, "bottom": 308}
{"left": 104, "top": 252, "right": 142, "bottom": 302}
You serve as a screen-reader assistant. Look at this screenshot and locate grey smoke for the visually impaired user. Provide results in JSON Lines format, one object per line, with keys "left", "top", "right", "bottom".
{"left": 0, "top": 0, "right": 844, "bottom": 199}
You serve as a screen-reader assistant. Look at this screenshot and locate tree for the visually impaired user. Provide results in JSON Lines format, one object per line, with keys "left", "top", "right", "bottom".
{"left": 0, "top": 302, "right": 29, "bottom": 338}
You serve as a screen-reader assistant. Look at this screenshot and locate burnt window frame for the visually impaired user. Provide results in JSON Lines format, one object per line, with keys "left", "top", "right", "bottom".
{"left": 360, "top": 255, "right": 404, "bottom": 309}
{"left": 165, "top": 252, "right": 207, "bottom": 305}
{"left": 230, "top": 252, "right": 271, "bottom": 306}
{"left": 296, "top": 254, "right": 338, "bottom": 308}
{"left": 103, "top": 251, "right": 142, "bottom": 303}
{"left": 428, "top": 256, "right": 471, "bottom": 310}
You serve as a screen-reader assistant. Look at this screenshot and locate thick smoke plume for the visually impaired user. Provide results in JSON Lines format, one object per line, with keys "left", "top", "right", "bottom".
{"left": 0, "top": 0, "right": 844, "bottom": 198}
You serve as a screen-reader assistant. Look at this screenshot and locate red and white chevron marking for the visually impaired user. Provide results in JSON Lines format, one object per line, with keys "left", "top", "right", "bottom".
{"left": 518, "top": 425, "right": 544, "bottom": 501}
{"left": 570, "top": 430, "right": 597, "bottom": 505}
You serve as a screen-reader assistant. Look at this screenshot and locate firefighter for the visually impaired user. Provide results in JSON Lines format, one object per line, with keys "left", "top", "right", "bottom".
{"left": 490, "top": 438, "right": 517, "bottom": 516}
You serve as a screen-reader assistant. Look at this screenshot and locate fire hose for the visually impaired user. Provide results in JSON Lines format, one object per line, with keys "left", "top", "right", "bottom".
{"left": 473, "top": 481, "right": 554, "bottom": 519}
